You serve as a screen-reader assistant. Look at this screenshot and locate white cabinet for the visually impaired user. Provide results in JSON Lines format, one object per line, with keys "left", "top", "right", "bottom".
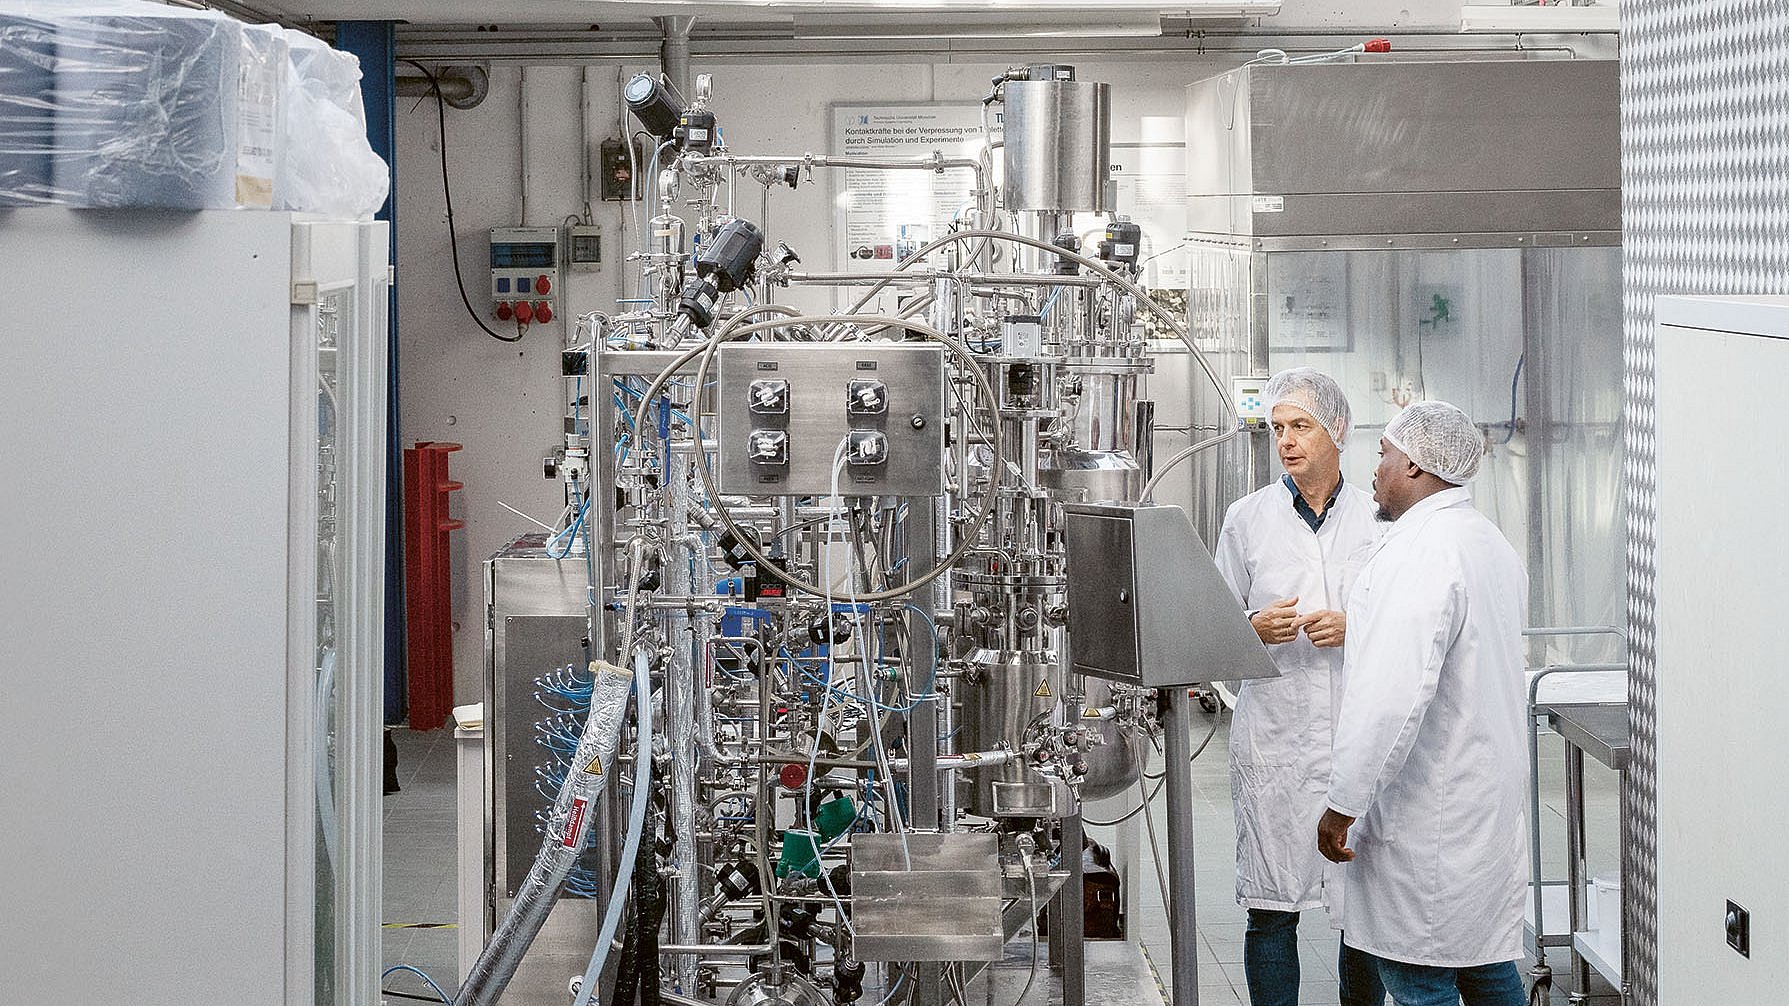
{"left": 0, "top": 209, "right": 388, "bottom": 1005}
{"left": 1654, "top": 295, "right": 1789, "bottom": 1002}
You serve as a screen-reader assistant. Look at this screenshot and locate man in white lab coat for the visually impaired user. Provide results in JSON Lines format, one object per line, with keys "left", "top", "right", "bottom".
{"left": 1214, "top": 368, "right": 1385, "bottom": 1006}
{"left": 1317, "top": 401, "right": 1529, "bottom": 1006}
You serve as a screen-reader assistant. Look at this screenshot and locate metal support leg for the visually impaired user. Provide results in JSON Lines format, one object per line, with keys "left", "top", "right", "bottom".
{"left": 1565, "top": 743, "right": 1589, "bottom": 1004}
{"left": 1060, "top": 811, "right": 1086, "bottom": 1006}
{"left": 1161, "top": 690, "right": 1200, "bottom": 1006}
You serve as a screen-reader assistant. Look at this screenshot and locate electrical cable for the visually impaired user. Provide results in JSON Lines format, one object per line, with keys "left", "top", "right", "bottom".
{"left": 1505, "top": 352, "right": 1526, "bottom": 444}
{"left": 401, "top": 60, "right": 523, "bottom": 344}
{"left": 1139, "top": 769, "right": 1173, "bottom": 920}
{"left": 1083, "top": 712, "right": 1222, "bottom": 828}
{"left": 382, "top": 964, "right": 453, "bottom": 1004}
{"left": 1011, "top": 855, "right": 1041, "bottom": 1006}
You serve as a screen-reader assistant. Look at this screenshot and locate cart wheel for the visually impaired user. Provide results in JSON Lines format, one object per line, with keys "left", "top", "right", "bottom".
{"left": 1198, "top": 693, "right": 1219, "bottom": 713}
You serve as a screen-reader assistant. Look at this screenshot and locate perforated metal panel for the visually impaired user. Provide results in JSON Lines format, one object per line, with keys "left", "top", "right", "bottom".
{"left": 1621, "top": 5, "right": 1789, "bottom": 1001}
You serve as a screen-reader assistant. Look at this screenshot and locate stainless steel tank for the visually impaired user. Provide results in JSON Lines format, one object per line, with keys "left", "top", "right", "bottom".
{"left": 1002, "top": 76, "right": 1111, "bottom": 214}
{"left": 959, "top": 646, "right": 1064, "bottom": 817}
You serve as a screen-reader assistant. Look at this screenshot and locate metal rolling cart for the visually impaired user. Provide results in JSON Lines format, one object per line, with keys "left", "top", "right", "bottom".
{"left": 1521, "top": 626, "right": 1627, "bottom": 1005}
{"left": 1543, "top": 702, "right": 1629, "bottom": 1003}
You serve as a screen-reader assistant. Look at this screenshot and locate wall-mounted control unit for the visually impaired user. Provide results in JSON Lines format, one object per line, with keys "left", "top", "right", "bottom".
{"left": 489, "top": 226, "right": 559, "bottom": 326}
{"left": 1232, "top": 374, "right": 1269, "bottom": 432}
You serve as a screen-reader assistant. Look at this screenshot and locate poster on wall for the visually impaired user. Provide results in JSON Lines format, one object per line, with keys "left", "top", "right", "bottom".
{"left": 1267, "top": 253, "right": 1351, "bottom": 352}
{"left": 829, "top": 103, "right": 985, "bottom": 278}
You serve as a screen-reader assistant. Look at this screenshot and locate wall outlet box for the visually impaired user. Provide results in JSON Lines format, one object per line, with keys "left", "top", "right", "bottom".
{"left": 1727, "top": 900, "right": 1751, "bottom": 958}
{"left": 565, "top": 224, "right": 602, "bottom": 273}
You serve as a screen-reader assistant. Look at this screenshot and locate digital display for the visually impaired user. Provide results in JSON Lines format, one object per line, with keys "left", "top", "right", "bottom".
{"left": 490, "top": 241, "right": 556, "bottom": 269}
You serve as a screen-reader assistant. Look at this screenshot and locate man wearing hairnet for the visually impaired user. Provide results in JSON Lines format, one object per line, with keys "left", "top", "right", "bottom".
{"left": 1317, "top": 401, "right": 1529, "bottom": 1006}
{"left": 1213, "top": 367, "right": 1385, "bottom": 1006}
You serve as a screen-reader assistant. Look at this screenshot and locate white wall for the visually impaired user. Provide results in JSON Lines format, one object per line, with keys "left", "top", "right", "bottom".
{"left": 397, "top": 54, "right": 1253, "bottom": 702}
{"left": 393, "top": 3, "right": 1511, "bottom": 704}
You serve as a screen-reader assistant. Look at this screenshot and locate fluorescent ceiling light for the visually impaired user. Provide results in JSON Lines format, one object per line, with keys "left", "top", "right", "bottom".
{"left": 620, "top": 0, "right": 1278, "bottom": 10}
{"left": 1459, "top": 3, "right": 1619, "bottom": 33}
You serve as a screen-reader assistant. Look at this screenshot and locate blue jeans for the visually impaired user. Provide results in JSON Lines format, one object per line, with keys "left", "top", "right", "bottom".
{"left": 1369, "top": 952, "right": 1526, "bottom": 1006}
{"left": 1243, "top": 909, "right": 1387, "bottom": 1006}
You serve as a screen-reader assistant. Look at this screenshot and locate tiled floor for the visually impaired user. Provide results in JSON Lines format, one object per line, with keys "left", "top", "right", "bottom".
{"left": 381, "top": 727, "right": 462, "bottom": 1003}
{"left": 379, "top": 707, "right": 1623, "bottom": 1005}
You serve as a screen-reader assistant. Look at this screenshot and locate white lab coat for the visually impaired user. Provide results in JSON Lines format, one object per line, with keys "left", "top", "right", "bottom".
{"left": 1327, "top": 486, "right": 1530, "bottom": 967}
{"left": 1215, "top": 478, "right": 1380, "bottom": 911}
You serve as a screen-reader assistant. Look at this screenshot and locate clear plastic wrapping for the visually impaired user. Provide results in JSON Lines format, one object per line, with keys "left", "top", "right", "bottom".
{"left": 0, "top": 1, "right": 386, "bottom": 214}
{"left": 278, "top": 29, "right": 388, "bottom": 218}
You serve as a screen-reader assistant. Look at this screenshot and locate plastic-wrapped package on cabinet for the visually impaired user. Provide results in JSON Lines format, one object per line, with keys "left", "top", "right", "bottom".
{"left": 0, "top": 2, "right": 77, "bottom": 205}
{"left": 278, "top": 29, "right": 389, "bottom": 218}
{"left": 0, "top": 1, "right": 284, "bottom": 209}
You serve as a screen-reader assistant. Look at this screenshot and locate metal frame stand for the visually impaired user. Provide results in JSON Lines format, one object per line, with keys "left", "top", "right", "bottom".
{"left": 1161, "top": 689, "right": 1201, "bottom": 1004}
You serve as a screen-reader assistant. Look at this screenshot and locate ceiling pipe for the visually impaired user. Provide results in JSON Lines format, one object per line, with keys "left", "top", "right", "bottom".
{"left": 395, "top": 63, "right": 489, "bottom": 109}
{"left": 653, "top": 15, "right": 697, "bottom": 99}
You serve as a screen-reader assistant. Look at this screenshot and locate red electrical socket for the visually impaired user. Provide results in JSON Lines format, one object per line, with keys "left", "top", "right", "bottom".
{"left": 495, "top": 301, "right": 513, "bottom": 321}
{"left": 1364, "top": 38, "right": 1391, "bottom": 52}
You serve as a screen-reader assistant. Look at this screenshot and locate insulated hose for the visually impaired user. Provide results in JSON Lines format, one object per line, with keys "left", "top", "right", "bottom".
{"left": 456, "top": 660, "right": 639, "bottom": 1005}
{"left": 573, "top": 655, "right": 657, "bottom": 1006}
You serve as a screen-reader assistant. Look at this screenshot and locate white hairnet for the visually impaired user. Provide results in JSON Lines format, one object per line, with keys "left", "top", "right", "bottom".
{"left": 1383, "top": 400, "right": 1484, "bottom": 485}
{"left": 1264, "top": 367, "right": 1352, "bottom": 448}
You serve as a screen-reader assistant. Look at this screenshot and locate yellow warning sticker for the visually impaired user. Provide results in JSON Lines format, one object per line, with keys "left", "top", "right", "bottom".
{"left": 583, "top": 755, "right": 604, "bottom": 776}
{"left": 1082, "top": 708, "right": 1103, "bottom": 718}
{"left": 961, "top": 752, "right": 982, "bottom": 761}
{"left": 1033, "top": 680, "right": 1053, "bottom": 698}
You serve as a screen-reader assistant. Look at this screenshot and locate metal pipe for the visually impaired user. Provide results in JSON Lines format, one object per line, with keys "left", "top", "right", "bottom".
{"left": 1139, "top": 429, "right": 1239, "bottom": 502}
{"left": 1059, "top": 812, "right": 1086, "bottom": 1005}
{"left": 653, "top": 15, "right": 696, "bottom": 99}
{"left": 789, "top": 270, "right": 1103, "bottom": 288}
{"left": 666, "top": 446, "right": 701, "bottom": 992}
{"left": 657, "top": 942, "right": 776, "bottom": 957}
{"left": 1159, "top": 689, "right": 1202, "bottom": 1000}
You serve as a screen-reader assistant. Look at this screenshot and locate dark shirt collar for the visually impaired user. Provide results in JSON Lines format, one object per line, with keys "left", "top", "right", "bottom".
{"left": 1282, "top": 473, "right": 1344, "bottom": 533}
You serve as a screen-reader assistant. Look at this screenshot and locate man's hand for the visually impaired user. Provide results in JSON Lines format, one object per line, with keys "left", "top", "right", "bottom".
{"left": 1250, "top": 596, "right": 1300, "bottom": 645}
{"left": 1317, "top": 808, "right": 1357, "bottom": 863}
{"left": 1296, "top": 609, "right": 1347, "bottom": 648}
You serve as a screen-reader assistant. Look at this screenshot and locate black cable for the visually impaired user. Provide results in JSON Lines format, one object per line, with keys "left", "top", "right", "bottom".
{"left": 1084, "top": 710, "right": 1223, "bottom": 828}
{"left": 402, "top": 59, "right": 523, "bottom": 343}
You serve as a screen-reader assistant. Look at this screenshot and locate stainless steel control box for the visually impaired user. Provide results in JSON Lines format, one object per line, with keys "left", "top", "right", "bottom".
{"left": 716, "top": 342, "right": 947, "bottom": 496}
{"left": 1060, "top": 501, "right": 1279, "bottom": 687}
